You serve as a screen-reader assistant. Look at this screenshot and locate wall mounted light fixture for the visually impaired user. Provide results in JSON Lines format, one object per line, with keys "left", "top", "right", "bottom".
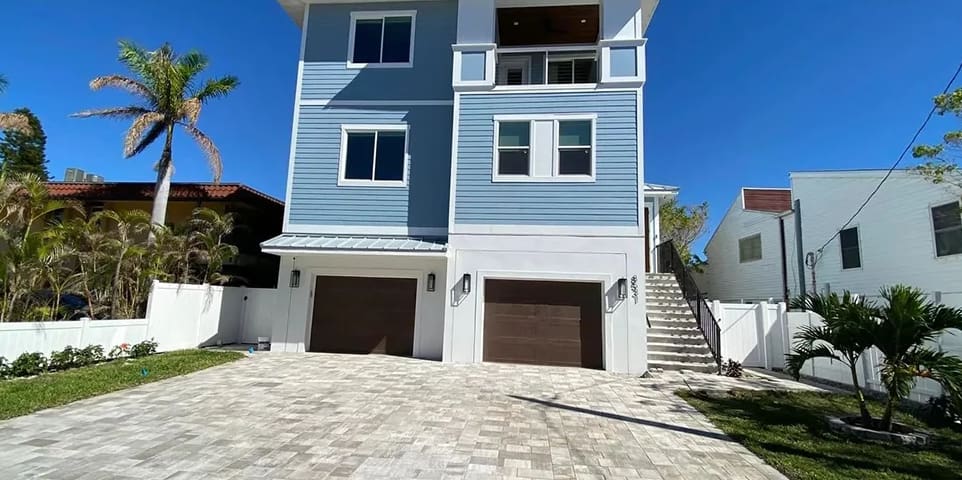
{"left": 290, "top": 269, "right": 301, "bottom": 289}
{"left": 462, "top": 274, "right": 472, "bottom": 294}
{"left": 426, "top": 273, "right": 436, "bottom": 292}
{"left": 617, "top": 278, "right": 628, "bottom": 300}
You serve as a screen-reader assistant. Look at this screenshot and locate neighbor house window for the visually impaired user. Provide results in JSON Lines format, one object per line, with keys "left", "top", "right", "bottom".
{"left": 493, "top": 115, "right": 596, "bottom": 182}
{"left": 739, "top": 234, "right": 762, "bottom": 263}
{"left": 839, "top": 227, "right": 861, "bottom": 269}
{"left": 349, "top": 12, "right": 415, "bottom": 67}
{"left": 338, "top": 125, "right": 408, "bottom": 186}
{"left": 547, "top": 55, "right": 597, "bottom": 84}
{"left": 496, "top": 121, "right": 531, "bottom": 176}
{"left": 932, "top": 202, "right": 962, "bottom": 257}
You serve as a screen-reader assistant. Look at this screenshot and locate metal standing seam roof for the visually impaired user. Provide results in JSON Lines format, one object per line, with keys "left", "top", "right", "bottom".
{"left": 643, "top": 183, "right": 680, "bottom": 193}
{"left": 260, "top": 234, "right": 447, "bottom": 253}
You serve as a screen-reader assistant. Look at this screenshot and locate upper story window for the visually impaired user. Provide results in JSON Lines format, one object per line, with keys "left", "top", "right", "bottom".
{"left": 338, "top": 125, "right": 408, "bottom": 187}
{"left": 739, "top": 234, "right": 762, "bottom": 263}
{"left": 839, "top": 227, "right": 861, "bottom": 269}
{"left": 494, "top": 115, "right": 594, "bottom": 182}
{"left": 547, "top": 54, "right": 597, "bottom": 84}
{"left": 932, "top": 201, "right": 962, "bottom": 257}
{"left": 348, "top": 11, "right": 416, "bottom": 68}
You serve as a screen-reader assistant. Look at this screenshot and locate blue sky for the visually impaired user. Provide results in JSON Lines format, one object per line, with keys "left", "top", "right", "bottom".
{"left": 1, "top": 1, "right": 961, "bottom": 255}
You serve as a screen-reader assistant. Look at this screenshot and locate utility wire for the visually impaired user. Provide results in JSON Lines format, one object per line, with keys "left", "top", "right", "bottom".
{"left": 811, "top": 59, "right": 962, "bottom": 260}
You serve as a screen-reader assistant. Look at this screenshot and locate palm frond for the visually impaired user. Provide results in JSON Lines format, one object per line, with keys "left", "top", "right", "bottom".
{"left": 180, "top": 123, "right": 222, "bottom": 182}
{"left": 130, "top": 122, "right": 167, "bottom": 158}
{"left": 116, "top": 40, "right": 153, "bottom": 79}
{"left": 182, "top": 98, "right": 201, "bottom": 125}
{"left": 0, "top": 73, "right": 7, "bottom": 93}
{"left": 786, "top": 344, "right": 843, "bottom": 380}
{"left": 71, "top": 106, "right": 151, "bottom": 119}
{"left": 123, "top": 112, "right": 165, "bottom": 157}
{"left": 194, "top": 76, "right": 240, "bottom": 103}
{"left": 177, "top": 50, "right": 209, "bottom": 80}
{"left": 0, "top": 112, "right": 31, "bottom": 133}
{"left": 90, "top": 75, "right": 155, "bottom": 103}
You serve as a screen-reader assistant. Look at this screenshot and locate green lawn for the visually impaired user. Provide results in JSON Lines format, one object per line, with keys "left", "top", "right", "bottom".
{"left": 0, "top": 349, "right": 244, "bottom": 420}
{"left": 678, "top": 389, "right": 962, "bottom": 480}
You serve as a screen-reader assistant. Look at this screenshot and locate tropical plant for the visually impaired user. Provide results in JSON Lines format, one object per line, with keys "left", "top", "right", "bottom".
{"left": 786, "top": 292, "right": 877, "bottom": 425}
{"left": 0, "top": 74, "right": 30, "bottom": 134}
{"left": 914, "top": 85, "right": 962, "bottom": 197}
{"left": 190, "top": 207, "right": 238, "bottom": 284}
{"left": 0, "top": 108, "right": 49, "bottom": 179}
{"left": 72, "top": 42, "right": 238, "bottom": 234}
{"left": 659, "top": 198, "right": 709, "bottom": 268}
{"left": 871, "top": 285, "right": 962, "bottom": 431}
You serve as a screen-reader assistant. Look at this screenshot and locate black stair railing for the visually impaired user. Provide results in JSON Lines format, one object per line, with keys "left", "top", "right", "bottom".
{"left": 655, "top": 240, "right": 722, "bottom": 373}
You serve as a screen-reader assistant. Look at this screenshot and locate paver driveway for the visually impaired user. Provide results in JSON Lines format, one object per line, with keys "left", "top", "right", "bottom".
{"left": 0, "top": 353, "right": 788, "bottom": 480}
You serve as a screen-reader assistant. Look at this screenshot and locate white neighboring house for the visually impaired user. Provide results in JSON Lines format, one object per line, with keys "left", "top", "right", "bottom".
{"left": 700, "top": 170, "right": 962, "bottom": 308}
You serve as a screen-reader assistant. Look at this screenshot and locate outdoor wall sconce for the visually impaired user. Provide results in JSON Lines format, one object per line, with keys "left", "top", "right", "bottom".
{"left": 426, "top": 273, "right": 436, "bottom": 292}
{"left": 617, "top": 278, "right": 628, "bottom": 300}
{"left": 461, "top": 274, "right": 472, "bottom": 294}
{"left": 289, "top": 269, "right": 301, "bottom": 289}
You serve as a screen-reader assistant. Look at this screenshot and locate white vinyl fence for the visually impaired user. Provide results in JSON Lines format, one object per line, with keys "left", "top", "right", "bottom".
{"left": 712, "top": 302, "right": 962, "bottom": 402}
{"left": 0, "top": 281, "right": 279, "bottom": 360}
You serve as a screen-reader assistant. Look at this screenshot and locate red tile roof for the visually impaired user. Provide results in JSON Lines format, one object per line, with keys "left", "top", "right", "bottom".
{"left": 742, "top": 188, "right": 792, "bottom": 213}
{"left": 45, "top": 182, "right": 283, "bottom": 206}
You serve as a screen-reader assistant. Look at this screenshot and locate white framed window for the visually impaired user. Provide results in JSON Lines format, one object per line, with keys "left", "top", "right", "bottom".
{"left": 738, "top": 234, "right": 762, "bottom": 263}
{"left": 839, "top": 226, "right": 861, "bottom": 269}
{"left": 931, "top": 201, "right": 962, "bottom": 257}
{"left": 546, "top": 54, "right": 597, "bottom": 84}
{"left": 492, "top": 114, "right": 596, "bottom": 183}
{"left": 347, "top": 11, "right": 416, "bottom": 69}
{"left": 338, "top": 125, "right": 409, "bottom": 187}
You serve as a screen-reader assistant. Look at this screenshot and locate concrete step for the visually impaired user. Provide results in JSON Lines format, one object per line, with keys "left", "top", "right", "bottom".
{"left": 648, "top": 318, "right": 699, "bottom": 329}
{"left": 648, "top": 359, "right": 718, "bottom": 374}
{"left": 646, "top": 300, "right": 691, "bottom": 310}
{"left": 646, "top": 273, "right": 676, "bottom": 281}
{"left": 646, "top": 286, "right": 684, "bottom": 295}
{"left": 647, "top": 307, "right": 693, "bottom": 317}
{"left": 647, "top": 342, "right": 713, "bottom": 355}
{"left": 646, "top": 282, "right": 681, "bottom": 289}
{"left": 647, "top": 333, "right": 707, "bottom": 345}
{"left": 648, "top": 325, "right": 703, "bottom": 337}
{"left": 648, "top": 350, "right": 716, "bottom": 363}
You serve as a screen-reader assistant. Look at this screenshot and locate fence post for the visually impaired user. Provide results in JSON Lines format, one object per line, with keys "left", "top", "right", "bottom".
{"left": 776, "top": 302, "right": 787, "bottom": 370}
{"left": 757, "top": 302, "right": 770, "bottom": 370}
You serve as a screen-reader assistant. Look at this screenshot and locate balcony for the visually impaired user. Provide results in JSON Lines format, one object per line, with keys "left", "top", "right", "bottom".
{"left": 495, "top": 46, "right": 598, "bottom": 86}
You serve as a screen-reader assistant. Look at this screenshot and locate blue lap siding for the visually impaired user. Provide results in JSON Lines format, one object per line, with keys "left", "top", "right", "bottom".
{"left": 454, "top": 91, "right": 640, "bottom": 226}
{"left": 287, "top": 105, "right": 452, "bottom": 229}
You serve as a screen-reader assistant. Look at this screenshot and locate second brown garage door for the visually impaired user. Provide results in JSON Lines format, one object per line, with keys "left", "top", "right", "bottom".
{"left": 483, "top": 279, "right": 603, "bottom": 369}
{"left": 309, "top": 276, "right": 416, "bottom": 356}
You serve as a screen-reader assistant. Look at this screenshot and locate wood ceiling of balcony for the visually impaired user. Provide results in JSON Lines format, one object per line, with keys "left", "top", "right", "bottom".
{"left": 497, "top": 5, "right": 600, "bottom": 47}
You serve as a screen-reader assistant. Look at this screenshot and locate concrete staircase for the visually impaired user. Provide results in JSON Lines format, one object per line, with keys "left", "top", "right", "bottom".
{"left": 646, "top": 273, "right": 718, "bottom": 373}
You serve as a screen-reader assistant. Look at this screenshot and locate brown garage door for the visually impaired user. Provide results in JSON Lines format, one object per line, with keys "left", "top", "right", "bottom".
{"left": 309, "top": 276, "right": 416, "bottom": 356}
{"left": 483, "top": 279, "right": 603, "bottom": 369}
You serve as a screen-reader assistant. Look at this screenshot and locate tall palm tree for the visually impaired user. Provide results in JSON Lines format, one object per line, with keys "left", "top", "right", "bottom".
{"left": 786, "top": 292, "right": 876, "bottom": 424}
{"left": 190, "top": 207, "right": 239, "bottom": 284}
{"left": 0, "top": 74, "right": 30, "bottom": 133}
{"left": 872, "top": 285, "right": 962, "bottom": 431}
{"left": 73, "top": 41, "right": 239, "bottom": 234}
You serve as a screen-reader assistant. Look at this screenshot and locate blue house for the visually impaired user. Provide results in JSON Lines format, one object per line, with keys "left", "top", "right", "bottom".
{"left": 263, "top": 0, "right": 696, "bottom": 374}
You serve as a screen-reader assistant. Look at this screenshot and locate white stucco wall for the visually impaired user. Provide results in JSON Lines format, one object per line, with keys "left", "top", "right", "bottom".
{"left": 270, "top": 254, "right": 448, "bottom": 360}
{"left": 445, "top": 234, "right": 648, "bottom": 374}
{"left": 791, "top": 170, "right": 962, "bottom": 308}
{"left": 701, "top": 194, "right": 799, "bottom": 303}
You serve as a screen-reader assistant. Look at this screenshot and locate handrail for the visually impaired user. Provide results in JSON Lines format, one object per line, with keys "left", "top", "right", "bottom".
{"left": 655, "top": 240, "right": 722, "bottom": 373}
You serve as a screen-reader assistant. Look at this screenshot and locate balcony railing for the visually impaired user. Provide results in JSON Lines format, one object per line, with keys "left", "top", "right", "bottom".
{"left": 495, "top": 45, "right": 598, "bottom": 87}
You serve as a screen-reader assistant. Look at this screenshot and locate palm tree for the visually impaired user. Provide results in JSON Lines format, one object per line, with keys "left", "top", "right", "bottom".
{"left": 190, "top": 207, "right": 238, "bottom": 284}
{"left": 73, "top": 41, "right": 238, "bottom": 234}
{"left": 786, "top": 292, "right": 876, "bottom": 425}
{"left": 872, "top": 285, "right": 962, "bottom": 431}
{"left": 0, "top": 74, "right": 30, "bottom": 133}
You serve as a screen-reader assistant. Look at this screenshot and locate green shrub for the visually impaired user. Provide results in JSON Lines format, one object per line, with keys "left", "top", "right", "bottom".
{"left": 108, "top": 343, "right": 130, "bottom": 359}
{"left": 77, "top": 345, "right": 105, "bottom": 366}
{"left": 722, "top": 358, "right": 744, "bottom": 378}
{"left": 128, "top": 339, "right": 158, "bottom": 359}
{"left": 49, "top": 346, "right": 81, "bottom": 371}
{"left": 0, "top": 357, "right": 9, "bottom": 379}
{"left": 10, "top": 352, "right": 47, "bottom": 377}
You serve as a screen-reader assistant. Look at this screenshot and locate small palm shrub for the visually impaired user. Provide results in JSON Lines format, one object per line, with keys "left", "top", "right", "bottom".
{"left": 9, "top": 352, "right": 47, "bottom": 377}
{"left": 128, "top": 339, "right": 158, "bottom": 359}
{"left": 722, "top": 359, "right": 744, "bottom": 378}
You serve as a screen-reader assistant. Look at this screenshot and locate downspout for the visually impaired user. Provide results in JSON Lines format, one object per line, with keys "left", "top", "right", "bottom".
{"left": 778, "top": 216, "right": 790, "bottom": 305}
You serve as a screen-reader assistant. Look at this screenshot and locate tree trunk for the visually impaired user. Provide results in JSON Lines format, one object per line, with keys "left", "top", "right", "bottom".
{"left": 848, "top": 361, "right": 872, "bottom": 425}
{"left": 111, "top": 247, "right": 126, "bottom": 318}
{"left": 149, "top": 127, "right": 175, "bottom": 243}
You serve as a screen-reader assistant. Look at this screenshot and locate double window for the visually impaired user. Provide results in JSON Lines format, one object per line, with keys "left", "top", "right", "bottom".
{"left": 348, "top": 11, "right": 415, "bottom": 68}
{"left": 338, "top": 125, "right": 408, "bottom": 186}
{"left": 738, "top": 234, "right": 762, "bottom": 263}
{"left": 547, "top": 55, "right": 597, "bottom": 84}
{"left": 839, "top": 227, "right": 861, "bottom": 269}
{"left": 494, "top": 116, "right": 594, "bottom": 181}
{"left": 932, "top": 201, "right": 962, "bottom": 257}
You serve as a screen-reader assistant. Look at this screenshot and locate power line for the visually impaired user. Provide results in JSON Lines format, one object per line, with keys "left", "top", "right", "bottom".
{"left": 810, "top": 59, "right": 962, "bottom": 261}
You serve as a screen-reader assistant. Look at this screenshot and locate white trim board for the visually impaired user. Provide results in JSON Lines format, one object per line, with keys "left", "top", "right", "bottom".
{"left": 300, "top": 99, "right": 454, "bottom": 106}
{"left": 282, "top": 4, "right": 311, "bottom": 233}
{"left": 263, "top": 248, "right": 447, "bottom": 258}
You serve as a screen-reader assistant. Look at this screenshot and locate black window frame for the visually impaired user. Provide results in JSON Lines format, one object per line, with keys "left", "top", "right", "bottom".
{"left": 932, "top": 201, "right": 962, "bottom": 257}
{"left": 839, "top": 226, "right": 862, "bottom": 269}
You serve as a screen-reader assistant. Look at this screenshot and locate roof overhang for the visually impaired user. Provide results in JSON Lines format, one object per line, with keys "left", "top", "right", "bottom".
{"left": 643, "top": 182, "right": 679, "bottom": 196}
{"left": 261, "top": 234, "right": 448, "bottom": 256}
{"left": 277, "top": 0, "right": 659, "bottom": 34}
